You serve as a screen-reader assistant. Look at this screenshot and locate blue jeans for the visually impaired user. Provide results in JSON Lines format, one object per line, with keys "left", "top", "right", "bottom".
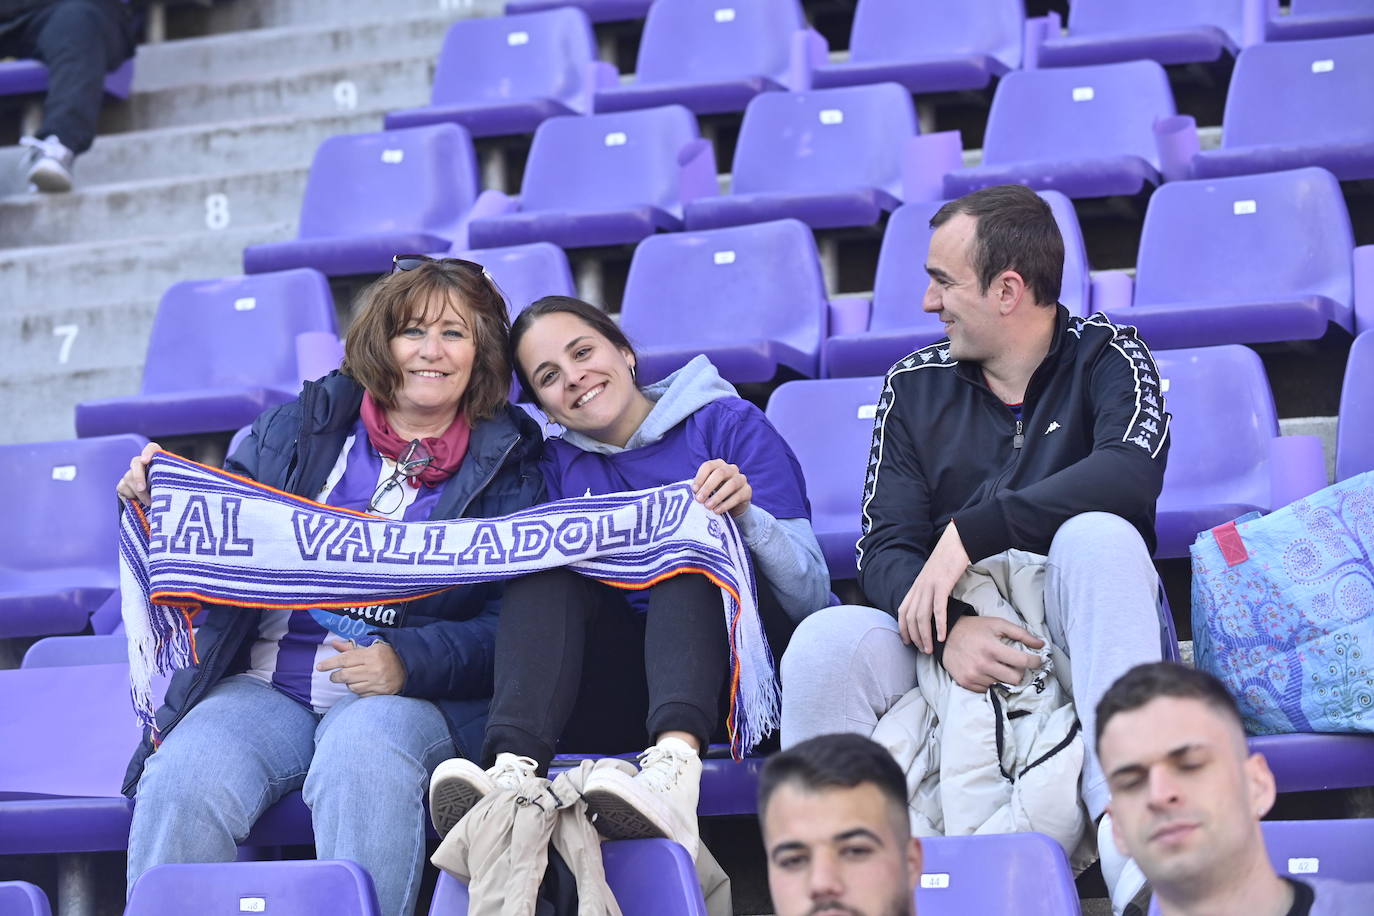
{"left": 126, "top": 674, "right": 455, "bottom": 916}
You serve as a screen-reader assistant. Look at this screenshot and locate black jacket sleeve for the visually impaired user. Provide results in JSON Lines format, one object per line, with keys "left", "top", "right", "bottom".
{"left": 955, "top": 328, "right": 1170, "bottom": 562}
{"left": 855, "top": 370, "right": 936, "bottom": 617}
{"left": 384, "top": 591, "right": 501, "bottom": 700}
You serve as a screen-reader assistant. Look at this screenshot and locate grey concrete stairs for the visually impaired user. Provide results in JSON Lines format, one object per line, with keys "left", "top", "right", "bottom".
{"left": 0, "top": 0, "right": 500, "bottom": 445}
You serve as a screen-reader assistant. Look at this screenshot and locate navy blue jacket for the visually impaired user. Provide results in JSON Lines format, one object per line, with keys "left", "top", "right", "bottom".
{"left": 123, "top": 371, "right": 544, "bottom": 795}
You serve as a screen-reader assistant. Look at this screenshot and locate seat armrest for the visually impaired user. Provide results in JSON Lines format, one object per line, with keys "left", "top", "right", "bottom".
{"left": 786, "top": 28, "right": 829, "bottom": 91}
{"left": 1269, "top": 435, "right": 1328, "bottom": 509}
{"left": 904, "top": 131, "right": 964, "bottom": 203}
{"left": 1021, "top": 12, "right": 1061, "bottom": 70}
{"left": 1155, "top": 114, "right": 1200, "bottom": 183}
{"left": 1090, "top": 270, "right": 1134, "bottom": 314}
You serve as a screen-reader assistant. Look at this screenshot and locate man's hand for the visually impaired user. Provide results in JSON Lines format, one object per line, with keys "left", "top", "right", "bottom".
{"left": 317, "top": 640, "right": 406, "bottom": 697}
{"left": 897, "top": 522, "right": 971, "bottom": 653}
{"left": 940, "top": 616, "right": 1045, "bottom": 692}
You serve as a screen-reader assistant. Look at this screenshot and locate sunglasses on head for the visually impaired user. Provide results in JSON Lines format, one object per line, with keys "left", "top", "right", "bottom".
{"left": 391, "top": 254, "right": 508, "bottom": 307}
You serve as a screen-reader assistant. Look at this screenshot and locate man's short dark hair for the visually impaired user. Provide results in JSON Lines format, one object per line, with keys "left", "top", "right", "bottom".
{"left": 759, "top": 734, "right": 909, "bottom": 828}
{"left": 1095, "top": 662, "right": 1245, "bottom": 752}
{"left": 930, "top": 184, "right": 1064, "bottom": 307}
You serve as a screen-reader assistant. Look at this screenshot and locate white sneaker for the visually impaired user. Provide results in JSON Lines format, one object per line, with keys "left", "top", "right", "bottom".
{"left": 1098, "top": 814, "right": 1151, "bottom": 916}
{"left": 19, "top": 135, "right": 74, "bottom": 193}
{"left": 428, "top": 752, "right": 538, "bottom": 837}
{"left": 582, "top": 736, "right": 703, "bottom": 859}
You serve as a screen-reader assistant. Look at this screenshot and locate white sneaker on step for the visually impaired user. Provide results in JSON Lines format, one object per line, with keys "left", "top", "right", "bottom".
{"left": 19, "top": 135, "right": 74, "bottom": 193}
{"left": 1098, "top": 813, "right": 1151, "bottom": 916}
{"left": 428, "top": 752, "right": 538, "bottom": 837}
{"left": 582, "top": 736, "right": 703, "bottom": 859}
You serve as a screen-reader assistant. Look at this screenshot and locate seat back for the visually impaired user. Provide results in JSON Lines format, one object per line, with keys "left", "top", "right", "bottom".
{"left": 1262, "top": 819, "right": 1374, "bottom": 884}
{"left": 870, "top": 191, "right": 1090, "bottom": 334}
{"left": 766, "top": 378, "right": 883, "bottom": 575}
{"left": 428, "top": 839, "right": 706, "bottom": 915}
{"left": 732, "top": 83, "right": 916, "bottom": 198}
{"left": 1337, "top": 331, "right": 1374, "bottom": 481}
{"left": 447, "top": 242, "right": 576, "bottom": 322}
{"left": 0, "top": 435, "right": 148, "bottom": 575}
{"left": 139, "top": 269, "right": 336, "bottom": 396}
{"left": 982, "top": 60, "right": 1174, "bottom": 168}
{"left": 619, "top": 219, "right": 827, "bottom": 367}
{"left": 632, "top": 0, "right": 804, "bottom": 86}
{"left": 520, "top": 106, "right": 701, "bottom": 216}
{"left": 1221, "top": 34, "right": 1374, "bottom": 150}
{"left": 1067, "top": 0, "right": 1251, "bottom": 46}
{"left": 848, "top": 0, "right": 1024, "bottom": 70}
{"left": 1155, "top": 346, "right": 1276, "bottom": 517}
{"left": 917, "top": 833, "right": 1080, "bottom": 914}
{"left": 1133, "top": 167, "right": 1353, "bottom": 311}
{"left": 296, "top": 125, "right": 479, "bottom": 242}
{"left": 126, "top": 861, "right": 380, "bottom": 916}
{"left": 0, "top": 882, "right": 50, "bottom": 916}
{"left": 429, "top": 8, "right": 598, "bottom": 110}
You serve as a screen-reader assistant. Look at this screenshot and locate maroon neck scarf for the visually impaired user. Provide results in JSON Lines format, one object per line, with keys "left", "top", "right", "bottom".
{"left": 360, "top": 391, "right": 471, "bottom": 488}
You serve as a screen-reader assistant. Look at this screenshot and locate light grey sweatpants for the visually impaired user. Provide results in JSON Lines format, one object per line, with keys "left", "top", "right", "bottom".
{"left": 780, "top": 512, "right": 1163, "bottom": 819}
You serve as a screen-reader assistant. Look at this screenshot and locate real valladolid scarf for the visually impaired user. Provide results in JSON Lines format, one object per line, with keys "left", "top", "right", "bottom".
{"left": 119, "top": 452, "right": 777, "bottom": 759}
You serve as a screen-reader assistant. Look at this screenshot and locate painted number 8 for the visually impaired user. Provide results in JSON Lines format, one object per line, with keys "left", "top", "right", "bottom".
{"left": 205, "top": 193, "right": 230, "bottom": 230}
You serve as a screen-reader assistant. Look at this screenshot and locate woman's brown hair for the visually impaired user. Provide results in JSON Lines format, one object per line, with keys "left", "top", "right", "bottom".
{"left": 342, "top": 259, "right": 512, "bottom": 422}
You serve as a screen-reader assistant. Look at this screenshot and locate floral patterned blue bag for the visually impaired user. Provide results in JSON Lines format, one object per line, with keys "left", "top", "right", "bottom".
{"left": 1191, "top": 471, "right": 1374, "bottom": 735}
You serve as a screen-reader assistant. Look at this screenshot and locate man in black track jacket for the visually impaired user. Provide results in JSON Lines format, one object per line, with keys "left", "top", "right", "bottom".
{"left": 781, "top": 185, "right": 1170, "bottom": 915}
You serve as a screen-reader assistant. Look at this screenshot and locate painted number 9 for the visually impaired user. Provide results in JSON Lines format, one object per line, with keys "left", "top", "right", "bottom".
{"left": 333, "top": 80, "right": 358, "bottom": 111}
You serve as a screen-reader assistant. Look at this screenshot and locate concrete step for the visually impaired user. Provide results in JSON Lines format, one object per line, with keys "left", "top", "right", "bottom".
{"left": 98, "top": 54, "right": 434, "bottom": 134}
{"left": 0, "top": 107, "right": 389, "bottom": 193}
{"left": 174, "top": 0, "right": 500, "bottom": 34}
{"left": 0, "top": 167, "right": 308, "bottom": 247}
{"left": 0, "top": 221, "right": 294, "bottom": 309}
{"left": 0, "top": 297, "right": 157, "bottom": 444}
{"left": 132, "top": 12, "right": 460, "bottom": 93}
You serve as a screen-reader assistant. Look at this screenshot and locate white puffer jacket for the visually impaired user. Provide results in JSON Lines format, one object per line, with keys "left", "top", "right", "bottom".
{"left": 870, "top": 550, "right": 1096, "bottom": 871}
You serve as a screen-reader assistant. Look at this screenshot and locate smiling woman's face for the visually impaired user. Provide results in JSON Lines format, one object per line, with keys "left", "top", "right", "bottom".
{"left": 387, "top": 291, "right": 475, "bottom": 420}
{"left": 515, "top": 310, "right": 644, "bottom": 446}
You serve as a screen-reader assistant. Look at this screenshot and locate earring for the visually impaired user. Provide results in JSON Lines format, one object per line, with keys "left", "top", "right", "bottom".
{"left": 541, "top": 412, "right": 561, "bottom": 438}
{"left": 630, "top": 362, "right": 638, "bottom": 383}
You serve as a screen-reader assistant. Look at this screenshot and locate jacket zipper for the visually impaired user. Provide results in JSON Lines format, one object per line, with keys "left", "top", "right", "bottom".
{"left": 1013, "top": 418, "right": 1024, "bottom": 450}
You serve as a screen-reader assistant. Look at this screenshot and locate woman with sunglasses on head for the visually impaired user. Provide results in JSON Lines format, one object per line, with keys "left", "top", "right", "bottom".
{"left": 428, "top": 295, "right": 829, "bottom": 860}
{"left": 118, "top": 257, "right": 544, "bottom": 916}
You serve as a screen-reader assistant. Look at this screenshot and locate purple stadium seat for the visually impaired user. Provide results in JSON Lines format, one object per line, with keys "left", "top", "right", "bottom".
{"left": 22, "top": 633, "right": 127, "bottom": 668}
{"left": 943, "top": 60, "right": 1176, "bottom": 200}
{"left": 384, "top": 9, "right": 612, "bottom": 137}
{"left": 1268, "top": 0, "right": 1374, "bottom": 41}
{"left": 243, "top": 125, "right": 506, "bottom": 277}
{"left": 1262, "top": 819, "right": 1374, "bottom": 881}
{"left": 0, "top": 882, "right": 50, "bottom": 916}
{"left": 814, "top": 0, "right": 1023, "bottom": 94}
{"left": 126, "top": 861, "right": 380, "bottom": 916}
{"left": 619, "top": 219, "right": 828, "bottom": 384}
{"left": 0, "top": 56, "right": 132, "bottom": 101}
{"left": 428, "top": 839, "right": 707, "bottom": 915}
{"left": 683, "top": 83, "right": 915, "bottom": 232}
{"left": 1337, "top": 332, "right": 1374, "bottom": 481}
{"left": 1249, "top": 734, "right": 1374, "bottom": 793}
{"left": 917, "top": 833, "right": 1080, "bottom": 915}
{"left": 444, "top": 242, "right": 576, "bottom": 320}
{"left": 504, "top": 0, "right": 653, "bottom": 24}
{"left": 1036, "top": 0, "right": 1262, "bottom": 68}
{"left": 73, "top": 270, "right": 337, "bottom": 439}
{"left": 1104, "top": 168, "right": 1359, "bottom": 350}
{"left": 0, "top": 435, "right": 147, "bottom": 639}
{"left": 466, "top": 106, "right": 717, "bottom": 250}
{"left": 1152, "top": 346, "right": 1326, "bottom": 558}
{"left": 823, "top": 191, "right": 1090, "bottom": 378}
{"left": 765, "top": 377, "right": 882, "bottom": 578}
{"left": 1191, "top": 34, "right": 1374, "bottom": 182}
{"left": 593, "top": 0, "right": 823, "bottom": 116}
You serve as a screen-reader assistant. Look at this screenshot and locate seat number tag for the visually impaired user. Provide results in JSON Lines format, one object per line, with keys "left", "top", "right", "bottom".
{"left": 238, "top": 898, "right": 266, "bottom": 913}
{"left": 857, "top": 404, "right": 877, "bottom": 419}
{"left": 1288, "top": 857, "right": 1320, "bottom": 874}
{"left": 51, "top": 465, "right": 77, "bottom": 481}
{"left": 714, "top": 8, "right": 736, "bottom": 21}
{"left": 1072, "top": 86, "right": 1094, "bottom": 102}
{"left": 234, "top": 297, "right": 257, "bottom": 311}
{"left": 381, "top": 149, "right": 404, "bottom": 164}
{"left": 507, "top": 30, "right": 529, "bottom": 46}
{"left": 604, "top": 132, "right": 628, "bottom": 146}
{"left": 1311, "top": 59, "right": 1334, "bottom": 73}
{"left": 920, "top": 874, "right": 950, "bottom": 889}
{"left": 1234, "top": 200, "right": 1257, "bottom": 215}
{"left": 713, "top": 250, "right": 736, "bottom": 265}
{"left": 819, "top": 109, "right": 844, "bottom": 125}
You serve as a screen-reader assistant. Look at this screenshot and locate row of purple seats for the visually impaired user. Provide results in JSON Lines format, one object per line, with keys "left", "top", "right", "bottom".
{"left": 1034, "top": 0, "right": 1262, "bottom": 69}
{"left": 1267, "top": 0, "right": 1374, "bottom": 41}
{"left": 763, "top": 345, "right": 1326, "bottom": 580}
{"left": 127, "top": 861, "right": 381, "bottom": 916}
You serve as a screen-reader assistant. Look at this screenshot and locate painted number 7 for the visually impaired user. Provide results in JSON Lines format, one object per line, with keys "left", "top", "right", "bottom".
{"left": 54, "top": 324, "right": 79, "bottom": 364}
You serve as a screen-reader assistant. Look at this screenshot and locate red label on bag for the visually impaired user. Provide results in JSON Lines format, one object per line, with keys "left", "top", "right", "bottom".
{"left": 1212, "top": 521, "right": 1250, "bottom": 567}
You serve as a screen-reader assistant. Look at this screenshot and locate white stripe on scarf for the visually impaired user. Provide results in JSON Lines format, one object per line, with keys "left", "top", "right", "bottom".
{"left": 120, "top": 452, "right": 777, "bottom": 758}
